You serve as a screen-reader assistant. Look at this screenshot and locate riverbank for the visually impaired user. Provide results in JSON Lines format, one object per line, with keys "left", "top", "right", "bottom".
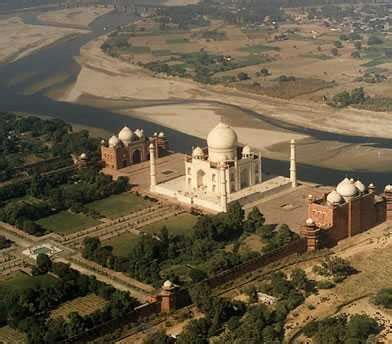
{"left": 0, "top": 16, "right": 87, "bottom": 64}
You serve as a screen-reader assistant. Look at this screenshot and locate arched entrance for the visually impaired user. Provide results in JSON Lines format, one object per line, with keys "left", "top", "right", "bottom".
{"left": 196, "top": 170, "right": 206, "bottom": 189}
{"left": 132, "top": 149, "right": 142, "bottom": 164}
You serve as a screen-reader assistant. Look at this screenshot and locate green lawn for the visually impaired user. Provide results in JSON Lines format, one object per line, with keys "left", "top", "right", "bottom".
{"left": 103, "top": 232, "right": 139, "bottom": 257}
{"left": 37, "top": 211, "right": 101, "bottom": 234}
{"left": 141, "top": 213, "right": 198, "bottom": 236}
{"left": 85, "top": 193, "right": 152, "bottom": 219}
{"left": 240, "top": 44, "right": 280, "bottom": 54}
{"left": 0, "top": 272, "right": 57, "bottom": 298}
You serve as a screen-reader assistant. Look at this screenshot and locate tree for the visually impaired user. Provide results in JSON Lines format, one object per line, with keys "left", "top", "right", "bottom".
{"left": 331, "top": 47, "right": 338, "bottom": 56}
{"left": 334, "top": 40, "right": 343, "bottom": 48}
{"left": 245, "top": 207, "right": 265, "bottom": 233}
{"left": 237, "top": 72, "right": 250, "bottom": 81}
{"left": 374, "top": 288, "right": 392, "bottom": 308}
{"left": 143, "top": 330, "right": 170, "bottom": 344}
{"left": 354, "top": 40, "right": 362, "bottom": 50}
{"left": 33, "top": 253, "right": 52, "bottom": 275}
{"left": 351, "top": 51, "right": 360, "bottom": 58}
{"left": 189, "top": 283, "right": 214, "bottom": 312}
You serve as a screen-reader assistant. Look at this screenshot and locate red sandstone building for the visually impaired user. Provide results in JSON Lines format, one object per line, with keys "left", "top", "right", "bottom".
{"left": 101, "top": 126, "right": 168, "bottom": 170}
{"left": 302, "top": 178, "right": 389, "bottom": 250}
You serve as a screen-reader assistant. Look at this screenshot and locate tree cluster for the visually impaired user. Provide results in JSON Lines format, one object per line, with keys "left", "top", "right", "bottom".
{"left": 0, "top": 256, "right": 139, "bottom": 344}
{"left": 304, "top": 314, "right": 380, "bottom": 343}
{"left": 312, "top": 256, "right": 357, "bottom": 283}
{"left": 374, "top": 288, "right": 392, "bottom": 309}
{"left": 330, "top": 87, "right": 367, "bottom": 108}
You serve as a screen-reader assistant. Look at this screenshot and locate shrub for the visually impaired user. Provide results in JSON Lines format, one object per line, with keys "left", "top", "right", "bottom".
{"left": 374, "top": 288, "right": 392, "bottom": 308}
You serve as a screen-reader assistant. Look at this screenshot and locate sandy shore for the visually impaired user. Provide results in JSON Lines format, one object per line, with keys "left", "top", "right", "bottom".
{"left": 37, "top": 6, "right": 113, "bottom": 29}
{"left": 163, "top": 0, "right": 200, "bottom": 5}
{"left": 0, "top": 16, "right": 87, "bottom": 64}
{"left": 59, "top": 34, "right": 392, "bottom": 174}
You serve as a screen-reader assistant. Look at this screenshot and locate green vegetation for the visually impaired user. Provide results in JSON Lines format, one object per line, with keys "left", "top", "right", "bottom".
{"left": 302, "top": 52, "right": 333, "bottom": 60}
{"left": 85, "top": 193, "right": 152, "bottom": 219}
{"left": 142, "top": 213, "right": 198, "bottom": 236}
{"left": 313, "top": 256, "right": 357, "bottom": 283}
{"left": 37, "top": 210, "right": 101, "bottom": 234}
{"left": 374, "top": 288, "right": 392, "bottom": 309}
{"left": 103, "top": 232, "right": 139, "bottom": 257}
{"left": 0, "top": 257, "right": 139, "bottom": 343}
{"left": 83, "top": 204, "right": 299, "bottom": 287}
{"left": 330, "top": 87, "right": 367, "bottom": 108}
{"left": 0, "top": 235, "right": 11, "bottom": 249}
{"left": 166, "top": 37, "right": 190, "bottom": 44}
{"left": 303, "top": 314, "right": 380, "bottom": 343}
{"left": 240, "top": 44, "right": 280, "bottom": 54}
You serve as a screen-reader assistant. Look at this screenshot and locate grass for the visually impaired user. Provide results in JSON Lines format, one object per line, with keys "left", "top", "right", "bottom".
{"left": 122, "top": 46, "right": 151, "bottom": 54}
{"left": 0, "top": 271, "right": 57, "bottom": 298}
{"left": 302, "top": 52, "right": 333, "bottom": 60}
{"left": 0, "top": 325, "right": 25, "bottom": 344}
{"left": 50, "top": 294, "right": 107, "bottom": 319}
{"left": 240, "top": 44, "right": 280, "bottom": 54}
{"left": 103, "top": 232, "right": 139, "bottom": 257}
{"left": 141, "top": 213, "right": 198, "bottom": 236}
{"left": 85, "top": 193, "right": 152, "bottom": 219}
{"left": 152, "top": 49, "right": 173, "bottom": 56}
{"left": 166, "top": 37, "right": 190, "bottom": 44}
{"left": 37, "top": 211, "right": 101, "bottom": 234}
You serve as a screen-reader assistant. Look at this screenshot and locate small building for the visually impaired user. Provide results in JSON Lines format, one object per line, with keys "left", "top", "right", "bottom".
{"left": 101, "top": 126, "right": 168, "bottom": 170}
{"left": 257, "top": 292, "right": 277, "bottom": 305}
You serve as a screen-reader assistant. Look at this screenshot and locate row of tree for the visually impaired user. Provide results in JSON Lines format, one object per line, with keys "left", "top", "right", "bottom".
{"left": 0, "top": 255, "right": 139, "bottom": 344}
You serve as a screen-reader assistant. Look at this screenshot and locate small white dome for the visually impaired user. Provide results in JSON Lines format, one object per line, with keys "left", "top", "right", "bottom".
{"left": 158, "top": 132, "right": 165, "bottom": 138}
{"left": 354, "top": 180, "right": 366, "bottom": 193}
{"left": 369, "top": 183, "right": 375, "bottom": 188}
{"left": 207, "top": 121, "right": 238, "bottom": 150}
{"left": 136, "top": 129, "right": 144, "bottom": 138}
{"left": 336, "top": 178, "right": 358, "bottom": 198}
{"left": 149, "top": 143, "right": 155, "bottom": 149}
{"left": 80, "top": 153, "right": 87, "bottom": 160}
{"left": 154, "top": 132, "right": 158, "bottom": 136}
{"left": 385, "top": 184, "right": 392, "bottom": 192}
{"left": 101, "top": 139, "right": 105, "bottom": 145}
{"left": 306, "top": 218, "right": 315, "bottom": 226}
{"left": 327, "top": 190, "right": 343, "bottom": 204}
{"left": 118, "top": 126, "right": 133, "bottom": 143}
{"left": 242, "top": 145, "right": 251, "bottom": 156}
{"left": 163, "top": 280, "right": 173, "bottom": 289}
{"left": 108, "top": 135, "right": 120, "bottom": 147}
{"left": 192, "top": 146, "right": 204, "bottom": 158}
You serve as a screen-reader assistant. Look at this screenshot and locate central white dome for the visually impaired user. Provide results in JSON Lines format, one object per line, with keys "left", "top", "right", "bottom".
{"left": 207, "top": 121, "right": 238, "bottom": 150}
{"left": 207, "top": 121, "right": 238, "bottom": 163}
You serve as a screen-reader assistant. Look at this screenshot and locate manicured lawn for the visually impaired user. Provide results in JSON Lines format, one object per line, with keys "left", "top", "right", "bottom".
{"left": 0, "top": 271, "right": 57, "bottom": 298}
{"left": 37, "top": 211, "right": 101, "bottom": 234}
{"left": 86, "top": 193, "right": 152, "bottom": 219}
{"left": 103, "top": 232, "right": 139, "bottom": 257}
{"left": 141, "top": 213, "right": 198, "bottom": 236}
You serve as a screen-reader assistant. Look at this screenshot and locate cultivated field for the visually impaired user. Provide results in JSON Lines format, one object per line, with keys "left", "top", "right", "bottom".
{"left": 50, "top": 293, "right": 108, "bottom": 319}
{"left": 37, "top": 210, "right": 102, "bottom": 234}
{"left": 86, "top": 193, "right": 152, "bottom": 219}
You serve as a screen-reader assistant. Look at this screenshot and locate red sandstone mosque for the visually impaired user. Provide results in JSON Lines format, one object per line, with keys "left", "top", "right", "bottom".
{"left": 100, "top": 126, "right": 168, "bottom": 170}
{"left": 302, "top": 178, "right": 391, "bottom": 251}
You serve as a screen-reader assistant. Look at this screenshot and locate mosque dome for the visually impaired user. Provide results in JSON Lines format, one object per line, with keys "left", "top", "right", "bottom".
{"left": 108, "top": 135, "right": 120, "bottom": 147}
{"left": 192, "top": 146, "right": 204, "bottom": 159}
{"left": 354, "top": 180, "right": 366, "bottom": 193}
{"left": 242, "top": 145, "right": 251, "bottom": 156}
{"left": 327, "top": 190, "right": 343, "bottom": 205}
{"left": 207, "top": 121, "right": 238, "bottom": 163}
{"left": 79, "top": 153, "right": 87, "bottom": 160}
{"left": 158, "top": 132, "right": 165, "bottom": 138}
{"left": 336, "top": 178, "right": 358, "bottom": 198}
{"left": 118, "top": 126, "right": 134, "bottom": 144}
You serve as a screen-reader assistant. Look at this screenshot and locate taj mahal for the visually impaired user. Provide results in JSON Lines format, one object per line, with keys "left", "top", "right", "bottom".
{"left": 149, "top": 120, "right": 297, "bottom": 212}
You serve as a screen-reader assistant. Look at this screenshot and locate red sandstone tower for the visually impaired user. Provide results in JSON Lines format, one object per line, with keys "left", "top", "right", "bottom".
{"left": 160, "top": 280, "right": 176, "bottom": 313}
{"left": 301, "top": 218, "right": 321, "bottom": 252}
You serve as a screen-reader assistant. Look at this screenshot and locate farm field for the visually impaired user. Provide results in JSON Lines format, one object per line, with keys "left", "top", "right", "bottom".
{"left": 85, "top": 192, "right": 152, "bottom": 219}
{"left": 0, "top": 325, "right": 25, "bottom": 344}
{"left": 141, "top": 213, "right": 198, "bottom": 236}
{"left": 37, "top": 211, "right": 102, "bottom": 234}
{"left": 50, "top": 293, "right": 108, "bottom": 319}
{"left": 103, "top": 231, "right": 139, "bottom": 257}
{"left": 0, "top": 271, "right": 57, "bottom": 297}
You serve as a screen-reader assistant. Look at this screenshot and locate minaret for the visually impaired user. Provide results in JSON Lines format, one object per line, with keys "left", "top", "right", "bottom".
{"left": 258, "top": 152, "right": 262, "bottom": 183}
{"left": 220, "top": 163, "right": 228, "bottom": 212}
{"left": 290, "top": 139, "right": 297, "bottom": 188}
{"left": 149, "top": 143, "right": 157, "bottom": 191}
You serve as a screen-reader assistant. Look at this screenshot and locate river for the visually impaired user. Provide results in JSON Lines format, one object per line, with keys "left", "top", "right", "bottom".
{"left": 0, "top": 9, "right": 391, "bottom": 188}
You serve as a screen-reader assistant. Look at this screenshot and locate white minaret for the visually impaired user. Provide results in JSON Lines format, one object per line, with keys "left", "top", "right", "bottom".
{"left": 290, "top": 139, "right": 297, "bottom": 188}
{"left": 220, "top": 164, "right": 228, "bottom": 212}
{"left": 149, "top": 143, "right": 157, "bottom": 191}
{"left": 258, "top": 152, "right": 262, "bottom": 183}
